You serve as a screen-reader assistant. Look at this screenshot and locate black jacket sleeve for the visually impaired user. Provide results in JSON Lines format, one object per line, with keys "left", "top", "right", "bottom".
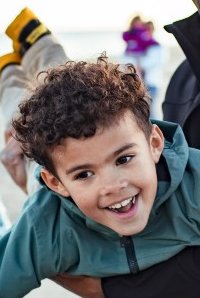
{"left": 163, "top": 12, "right": 200, "bottom": 149}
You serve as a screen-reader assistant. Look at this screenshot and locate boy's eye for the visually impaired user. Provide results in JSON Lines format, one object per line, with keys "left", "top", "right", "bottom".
{"left": 116, "top": 155, "right": 133, "bottom": 165}
{"left": 74, "top": 171, "right": 93, "bottom": 180}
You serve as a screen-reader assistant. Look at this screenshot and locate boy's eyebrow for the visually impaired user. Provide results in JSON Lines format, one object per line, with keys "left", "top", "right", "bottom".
{"left": 66, "top": 164, "right": 93, "bottom": 175}
{"left": 113, "top": 143, "right": 136, "bottom": 157}
{"left": 66, "top": 143, "right": 136, "bottom": 175}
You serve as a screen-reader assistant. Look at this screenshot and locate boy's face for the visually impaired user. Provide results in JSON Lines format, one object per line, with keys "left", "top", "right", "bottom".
{"left": 42, "top": 111, "right": 164, "bottom": 236}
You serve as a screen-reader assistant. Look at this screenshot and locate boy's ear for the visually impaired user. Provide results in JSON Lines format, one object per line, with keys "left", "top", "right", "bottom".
{"left": 150, "top": 124, "right": 164, "bottom": 163}
{"left": 40, "top": 168, "right": 69, "bottom": 197}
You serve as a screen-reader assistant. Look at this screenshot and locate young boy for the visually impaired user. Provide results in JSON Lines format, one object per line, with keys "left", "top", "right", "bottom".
{"left": 1, "top": 6, "right": 200, "bottom": 298}
{"left": 1, "top": 36, "right": 200, "bottom": 298}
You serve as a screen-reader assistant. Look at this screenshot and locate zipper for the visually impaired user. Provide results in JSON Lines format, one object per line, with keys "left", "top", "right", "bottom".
{"left": 120, "top": 236, "right": 139, "bottom": 274}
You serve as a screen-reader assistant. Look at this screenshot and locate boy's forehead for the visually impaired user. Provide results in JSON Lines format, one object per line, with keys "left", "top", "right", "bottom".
{"left": 51, "top": 112, "right": 146, "bottom": 158}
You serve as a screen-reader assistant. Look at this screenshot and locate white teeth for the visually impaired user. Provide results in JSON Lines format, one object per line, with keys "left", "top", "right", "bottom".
{"left": 108, "top": 196, "right": 135, "bottom": 210}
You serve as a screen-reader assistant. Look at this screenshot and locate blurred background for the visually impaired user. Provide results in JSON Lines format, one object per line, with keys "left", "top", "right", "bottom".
{"left": 0, "top": 0, "right": 196, "bottom": 57}
{"left": 0, "top": 0, "right": 197, "bottom": 297}
{"left": 0, "top": 0, "right": 196, "bottom": 118}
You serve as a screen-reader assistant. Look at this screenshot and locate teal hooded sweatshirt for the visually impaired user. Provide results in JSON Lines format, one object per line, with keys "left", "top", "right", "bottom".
{"left": 1, "top": 120, "right": 200, "bottom": 297}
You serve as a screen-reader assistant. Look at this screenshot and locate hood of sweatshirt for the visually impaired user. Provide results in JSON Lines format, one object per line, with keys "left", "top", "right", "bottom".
{"left": 132, "top": 120, "right": 200, "bottom": 270}
{"left": 153, "top": 119, "right": 188, "bottom": 209}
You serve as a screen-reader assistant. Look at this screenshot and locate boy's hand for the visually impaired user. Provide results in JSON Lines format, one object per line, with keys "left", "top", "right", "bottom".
{"left": 51, "top": 274, "right": 105, "bottom": 298}
{"left": 0, "top": 136, "right": 27, "bottom": 193}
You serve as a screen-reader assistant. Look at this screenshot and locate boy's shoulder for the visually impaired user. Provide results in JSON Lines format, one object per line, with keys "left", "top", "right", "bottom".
{"left": 28, "top": 166, "right": 68, "bottom": 221}
{"left": 21, "top": 186, "right": 62, "bottom": 224}
{"left": 20, "top": 185, "right": 87, "bottom": 232}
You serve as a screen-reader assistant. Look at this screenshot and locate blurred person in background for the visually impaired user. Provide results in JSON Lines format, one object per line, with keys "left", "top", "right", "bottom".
{"left": 139, "top": 20, "right": 166, "bottom": 119}
{"left": 122, "top": 16, "right": 165, "bottom": 119}
{"left": 122, "top": 15, "right": 147, "bottom": 71}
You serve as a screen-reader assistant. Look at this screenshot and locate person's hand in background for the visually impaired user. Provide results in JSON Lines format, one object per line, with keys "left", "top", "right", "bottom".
{"left": 0, "top": 134, "right": 27, "bottom": 193}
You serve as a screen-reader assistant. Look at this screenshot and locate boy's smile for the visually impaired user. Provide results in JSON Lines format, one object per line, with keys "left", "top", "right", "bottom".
{"left": 42, "top": 111, "right": 164, "bottom": 236}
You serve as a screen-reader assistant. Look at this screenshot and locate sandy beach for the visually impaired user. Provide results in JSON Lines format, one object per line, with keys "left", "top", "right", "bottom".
{"left": 0, "top": 45, "right": 185, "bottom": 297}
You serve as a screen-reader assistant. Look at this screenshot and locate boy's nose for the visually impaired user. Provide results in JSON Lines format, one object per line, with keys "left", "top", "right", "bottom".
{"left": 99, "top": 178, "right": 128, "bottom": 197}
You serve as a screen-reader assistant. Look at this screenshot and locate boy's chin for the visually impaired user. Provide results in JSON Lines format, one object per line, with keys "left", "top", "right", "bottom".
{"left": 113, "top": 221, "right": 148, "bottom": 236}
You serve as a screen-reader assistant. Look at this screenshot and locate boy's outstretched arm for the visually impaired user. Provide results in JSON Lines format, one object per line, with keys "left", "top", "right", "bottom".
{"left": 51, "top": 274, "right": 104, "bottom": 298}
{"left": 0, "top": 197, "right": 83, "bottom": 297}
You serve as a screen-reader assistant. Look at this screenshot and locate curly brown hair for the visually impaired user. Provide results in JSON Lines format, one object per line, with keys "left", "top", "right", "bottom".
{"left": 13, "top": 54, "right": 151, "bottom": 175}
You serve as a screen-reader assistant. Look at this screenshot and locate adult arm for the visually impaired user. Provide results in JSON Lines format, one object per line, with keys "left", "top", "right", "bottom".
{"left": 51, "top": 274, "right": 104, "bottom": 298}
